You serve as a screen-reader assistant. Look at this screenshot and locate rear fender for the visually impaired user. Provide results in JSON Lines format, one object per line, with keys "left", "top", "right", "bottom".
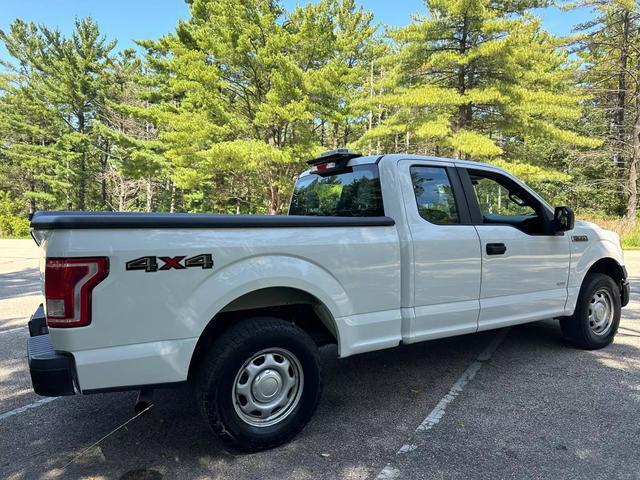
{"left": 189, "top": 254, "right": 350, "bottom": 340}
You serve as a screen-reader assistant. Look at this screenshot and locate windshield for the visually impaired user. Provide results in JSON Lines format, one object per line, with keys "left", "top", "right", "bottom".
{"left": 288, "top": 164, "right": 384, "bottom": 217}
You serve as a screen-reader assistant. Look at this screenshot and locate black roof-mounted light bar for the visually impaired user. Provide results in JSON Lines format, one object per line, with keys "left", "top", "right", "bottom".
{"left": 307, "top": 149, "right": 362, "bottom": 175}
{"left": 307, "top": 148, "right": 362, "bottom": 166}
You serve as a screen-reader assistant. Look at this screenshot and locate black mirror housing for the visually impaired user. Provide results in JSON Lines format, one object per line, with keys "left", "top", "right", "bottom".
{"left": 554, "top": 206, "right": 575, "bottom": 233}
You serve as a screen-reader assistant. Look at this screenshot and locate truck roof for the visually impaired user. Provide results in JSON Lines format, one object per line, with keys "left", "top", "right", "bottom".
{"left": 301, "top": 153, "right": 505, "bottom": 176}
{"left": 380, "top": 153, "right": 501, "bottom": 169}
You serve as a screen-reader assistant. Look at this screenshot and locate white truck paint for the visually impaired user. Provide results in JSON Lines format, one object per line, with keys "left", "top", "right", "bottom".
{"left": 26, "top": 152, "right": 630, "bottom": 450}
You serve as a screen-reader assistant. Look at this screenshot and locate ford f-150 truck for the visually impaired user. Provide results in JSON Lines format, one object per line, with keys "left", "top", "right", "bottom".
{"left": 27, "top": 149, "right": 630, "bottom": 451}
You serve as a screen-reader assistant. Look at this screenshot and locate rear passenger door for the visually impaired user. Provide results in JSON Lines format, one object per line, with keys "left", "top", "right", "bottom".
{"left": 458, "top": 167, "right": 571, "bottom": 330}
{"left": 398, "top": 160, "right": 482, "bottom": 342}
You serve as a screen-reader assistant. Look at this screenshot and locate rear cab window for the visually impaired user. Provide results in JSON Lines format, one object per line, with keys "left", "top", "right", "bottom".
{"left": 410, "top": 166, "right": 460, "bottom": 225}
{"left": 289, "top": 164, "right": 384, "bottom": 217}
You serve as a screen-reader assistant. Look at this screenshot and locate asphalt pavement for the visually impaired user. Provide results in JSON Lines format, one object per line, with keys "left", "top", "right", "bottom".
{"left": 0, "top": 239, "right": 638, "bottom": 479}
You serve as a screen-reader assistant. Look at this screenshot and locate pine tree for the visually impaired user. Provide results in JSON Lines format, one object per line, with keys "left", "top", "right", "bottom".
{"left": 569, "top": 0, "right": 640, "bottom": 219}
{"left": 357, "top": 0, "right": 597, "bottom": 163}
{"left": 0, "top": 21, "right": 73, "bottom": 213}
{"left": 94, "top": 50, "right": 168, "bottom": 211}
{"left": 141, "top": 0, "right": 379, "bottom": 214}
{"left": 0, "top": 18, "right": 116, "bottom": 211}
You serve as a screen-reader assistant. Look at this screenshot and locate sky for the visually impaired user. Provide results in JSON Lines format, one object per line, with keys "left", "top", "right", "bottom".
{"left": 0, "top": 0, "right": 594, "bottom": 62}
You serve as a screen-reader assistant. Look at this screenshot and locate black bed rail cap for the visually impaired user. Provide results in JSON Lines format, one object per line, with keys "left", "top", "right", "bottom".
{"left": 29, "top": 210, "right": 395, "bottom": 230}
{"left": 307, "top": 148, "right": 362, "bottom": 165}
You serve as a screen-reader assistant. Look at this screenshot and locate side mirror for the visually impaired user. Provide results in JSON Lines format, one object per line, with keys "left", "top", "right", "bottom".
{"left": 554, "top": 206, "right": 575, "bottom": 233}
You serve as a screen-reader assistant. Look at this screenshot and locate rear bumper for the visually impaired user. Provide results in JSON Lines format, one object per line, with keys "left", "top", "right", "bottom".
{"left": 27, "top": 305, "right": 195, "bottom": 395}
{"left": 27, "top": 306, "right": 76, "bottom": 397}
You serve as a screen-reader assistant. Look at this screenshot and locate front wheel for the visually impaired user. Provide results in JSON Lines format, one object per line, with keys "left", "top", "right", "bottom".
{"left": 195, "top": 317, "right": 322, "bottom": 451}
{"left": 560, "top": 273, "right": 621, "bottom": 350}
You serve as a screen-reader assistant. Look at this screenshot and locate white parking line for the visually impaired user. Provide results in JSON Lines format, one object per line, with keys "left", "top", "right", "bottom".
{"left": 376, "top": 328, "right": 511, "bottom": 480}
{"left": 0, "top": 326, "right": 26, "bottom": 335}
{"left": 0, "top": 396, "right": 58, "bottom": 422}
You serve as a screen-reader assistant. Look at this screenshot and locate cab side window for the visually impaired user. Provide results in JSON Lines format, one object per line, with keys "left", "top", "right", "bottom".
{"left": 467, "top": 169, "right": 547, "bottom": 235}
{"left": 410, "top": 166, "right": 460, "bottom": 225}
{"left": 472, "top": 176, "right": 536, "bottom": 217}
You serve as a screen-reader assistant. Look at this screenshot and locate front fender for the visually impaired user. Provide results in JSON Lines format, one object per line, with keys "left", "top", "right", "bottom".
{"left": 566, "top": 238, "right": 625, "bottom": 313}
{"left": 573, "top": 239, "right": 624, "bottom": 286}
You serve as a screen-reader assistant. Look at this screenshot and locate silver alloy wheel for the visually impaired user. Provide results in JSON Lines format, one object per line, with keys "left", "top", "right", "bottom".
{"left": 232, "top": 348, "right": 304, "bottom": 427}
{"left": 588, "top": 288, "right": 614, "bottom": 336}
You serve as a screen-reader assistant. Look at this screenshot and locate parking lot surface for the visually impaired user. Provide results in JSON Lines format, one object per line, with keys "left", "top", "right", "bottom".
{"left": 1, "top": 239, "right": 639, "bottom": 479}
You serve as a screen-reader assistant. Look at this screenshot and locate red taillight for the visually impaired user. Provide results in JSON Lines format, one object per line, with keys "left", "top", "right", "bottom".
{"left": 44, "top": 257, "right": 109, "bottom": 328}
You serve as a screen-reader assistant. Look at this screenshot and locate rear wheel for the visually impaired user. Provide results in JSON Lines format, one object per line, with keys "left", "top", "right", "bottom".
{"left": 560, "top": 273, "right": 621, "bottom": 349}
{"left": 195, "top": 317, "right": 322, "bottom": 451}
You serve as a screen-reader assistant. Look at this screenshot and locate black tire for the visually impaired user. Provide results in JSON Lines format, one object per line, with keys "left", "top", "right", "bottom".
{"left": 560, "top": 273, "right": 621, "bottom": 350}
{"left": 195, "top": 317, "right": 322, "bottom": 452}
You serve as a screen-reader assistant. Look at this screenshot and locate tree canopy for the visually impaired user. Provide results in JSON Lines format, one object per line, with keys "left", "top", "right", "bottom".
{"left": 1, "top": 0, "right": 640, "bottom": 237}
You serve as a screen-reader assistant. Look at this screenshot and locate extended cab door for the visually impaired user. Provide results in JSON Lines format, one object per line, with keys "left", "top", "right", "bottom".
{"left": 458, "top": 166, "right": 571, "bottom": 330}
{"left": 398, "top": 160, "right": 482, "bottom": 342}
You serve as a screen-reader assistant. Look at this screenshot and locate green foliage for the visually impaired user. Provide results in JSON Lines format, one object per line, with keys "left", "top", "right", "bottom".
{"left": 621, "top": 231, "right": 640, "bottom": 249}
{"left": 0, "top": 0, "right": 637, "bottom": 227}
{"left": 0, "top": 192, "right": 30, "bottom": 237}
{"left": 355, "top": 0, "right": 598, "bottom": 165}
{"left": 140, "top": 0, "right": 378, "bottom": 213}
{"left": 577, "top": 213, "right": 640, "bottom": 249}
{"left": 564, "top": 0, "right": 640, "bottom": 219}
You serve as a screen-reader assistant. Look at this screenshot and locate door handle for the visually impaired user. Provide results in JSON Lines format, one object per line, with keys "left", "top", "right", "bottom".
{"left": 486, "top": 243, "right": 507, "bottom": 255}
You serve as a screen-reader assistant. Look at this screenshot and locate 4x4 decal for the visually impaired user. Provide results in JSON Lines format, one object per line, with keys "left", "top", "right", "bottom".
{"left": 126, "top": 254, "right": 213, "bottom": 272}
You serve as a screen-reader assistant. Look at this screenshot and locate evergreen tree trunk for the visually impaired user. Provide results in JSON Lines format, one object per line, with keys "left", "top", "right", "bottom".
{"left": 170, "top": 182, "right": 176, "bottom": 213}
{"left": 145, "top": 178, "right": 153, "bottom": 212}
{"left": 77, "top": 113, "right": 86, "bottom": 210}
{"left": 118, "top": 185, "right": 126, "bottom": 211}
{"left": 268, "top": 184, "right": 280, "bottom": 215}
{"left": 368, "top": 61, "right": 374, "bottom": 155}
{"left": 66, "top": 159, "right": 72, "bottom": 210}
{"left": 452, "top": 14, "right": 470, "bottom": 160}
{"left": 626, "top": 129, "right": 638, "bottom": 221}
{"left": 101, "top": 141, "right": 109, "bottom": 209}
{"left": 78, "top": 154, "right": 86, "bottom": 210}
{"left": 28, "top": 179, "right": 36, "bottom": 214}
{"left": 626, "top": 54, "right": 640, "bottom": 223}
{"left": 615, "top": 10, "right": 630, "bottom": 212}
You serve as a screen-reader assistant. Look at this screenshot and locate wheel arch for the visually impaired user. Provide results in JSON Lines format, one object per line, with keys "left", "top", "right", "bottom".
{"left": 187, "top": 286, "right": 339, "bottom": 380}
{"left": 585, "top": 257, "right": 626, "bottom": 286}
{"left": 572, "top": 235, "right": 625, "bottom": 291}
{"left": 565, "top": 233, "right": 627, "bottom": 315}
{"left": 566, "top": 255, "right": 627, "bottom": 315}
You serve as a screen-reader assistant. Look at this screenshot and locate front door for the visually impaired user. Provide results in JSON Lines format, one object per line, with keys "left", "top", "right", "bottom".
{"left": 398, "top": 160, "right": 482, "bottom": 342}
{"left": 459, "top": 167, "right": 571, "bottom": 330}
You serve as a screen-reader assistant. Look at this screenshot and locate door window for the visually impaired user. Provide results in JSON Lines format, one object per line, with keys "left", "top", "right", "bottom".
{"left": 472, "top": 176, "right": 536, "bottom": 217}
{"left": 468, "top": 170, "right": 546, "bottom": 234}
{"left": 410, "top": 166, "right": 460, "bottom": 225}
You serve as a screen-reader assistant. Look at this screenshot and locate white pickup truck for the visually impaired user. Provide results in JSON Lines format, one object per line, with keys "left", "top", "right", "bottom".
{"left": 27, "top": 150, "right": 629, "bottom": 451}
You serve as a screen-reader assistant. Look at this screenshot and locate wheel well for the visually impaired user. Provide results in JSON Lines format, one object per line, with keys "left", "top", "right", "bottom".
{"left": 586, "top": 257, "right": 625, "bottom": 285}
{"left": 187, "top": 287, "right": 338, "bottom": 380}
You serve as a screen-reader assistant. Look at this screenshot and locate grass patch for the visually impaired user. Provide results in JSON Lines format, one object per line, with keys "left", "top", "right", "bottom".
{"left": 578, "top": 214, "right": 640, "bottom": 250}
{"left": 621, "top": 232, "right": 640, "bottom": 250}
